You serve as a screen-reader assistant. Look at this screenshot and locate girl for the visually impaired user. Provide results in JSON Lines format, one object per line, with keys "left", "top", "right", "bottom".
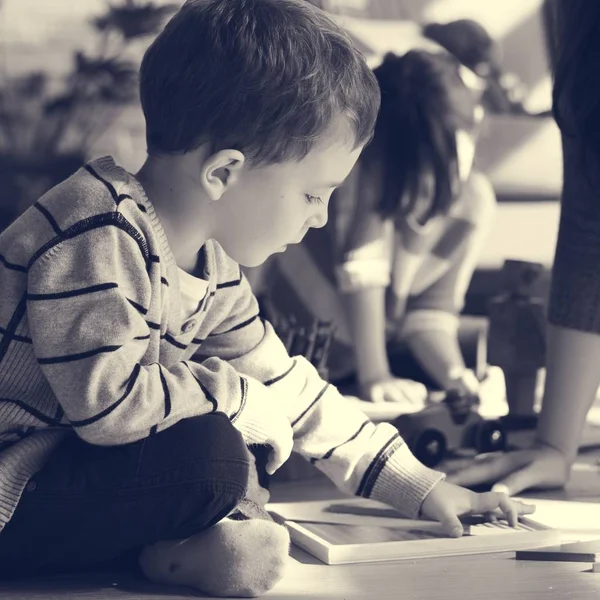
{"left": 258, "top": 49, "right": 496, "bottom": 405}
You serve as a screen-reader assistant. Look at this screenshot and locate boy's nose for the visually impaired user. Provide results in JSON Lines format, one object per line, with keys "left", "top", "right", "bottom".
{"left": 309, "top": 208, "right": 328, "bottom": 230}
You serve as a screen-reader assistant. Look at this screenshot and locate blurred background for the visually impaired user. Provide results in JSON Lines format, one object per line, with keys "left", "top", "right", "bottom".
{"left": 0, "top": 0, "right": 560, "bottom": 310}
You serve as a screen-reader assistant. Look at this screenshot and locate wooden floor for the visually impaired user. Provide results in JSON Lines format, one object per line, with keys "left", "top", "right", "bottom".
{"left": 3, "top": 547, "right": 597, "bottom": 600}
{"left": 2, "top": 449, "right": 600, "bottom": 600}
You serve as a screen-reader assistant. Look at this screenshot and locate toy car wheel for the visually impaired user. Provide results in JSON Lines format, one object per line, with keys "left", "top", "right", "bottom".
{"left": 474, "top": 420, "right": 507, "bottom": 454}
{"left": 413, "top": 429, "right": 447, "bottom": 468}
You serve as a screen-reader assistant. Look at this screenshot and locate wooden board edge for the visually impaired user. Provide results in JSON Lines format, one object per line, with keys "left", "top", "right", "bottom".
{"left": 284, "top": 521, "right": 333, "bottom": 565}
{"left": 330, "top": 529, "right": 560, "bottom": 565}
{"left": 519, "top": 516, "right": 554, "bottom": 531}
{"left": 283, "top": 518, "right": 560, "bottom": 566}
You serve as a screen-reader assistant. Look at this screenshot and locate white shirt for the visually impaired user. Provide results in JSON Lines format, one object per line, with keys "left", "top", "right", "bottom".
{"left": 178, "top": 267, "right": 209, "bottom": 321}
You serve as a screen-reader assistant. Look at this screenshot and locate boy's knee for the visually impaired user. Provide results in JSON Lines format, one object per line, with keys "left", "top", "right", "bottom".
{"left": 143, "top": 413, "right": 250, "bottom": 493}
{"left": 163, "top": 413, "right": 246, "bottom": 459}
{"left": 457, "top": 170, "right": 497, "bottom": 228}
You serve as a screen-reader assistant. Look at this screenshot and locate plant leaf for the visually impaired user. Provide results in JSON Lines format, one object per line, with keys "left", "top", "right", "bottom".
{"left": 91, "top": 2, "right": 179, "bottom": 39}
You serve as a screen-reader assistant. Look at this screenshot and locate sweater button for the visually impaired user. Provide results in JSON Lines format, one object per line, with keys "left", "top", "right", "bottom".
{"left": 26, "top": 481, "right": 37, "bottom": 492}
{"left": 182, "top": 320, "right": 197, "bottom": 334}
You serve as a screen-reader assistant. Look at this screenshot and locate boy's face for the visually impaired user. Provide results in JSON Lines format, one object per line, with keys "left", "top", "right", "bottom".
{"left": 213, "top": 129, "right": 363, "bottom": 267}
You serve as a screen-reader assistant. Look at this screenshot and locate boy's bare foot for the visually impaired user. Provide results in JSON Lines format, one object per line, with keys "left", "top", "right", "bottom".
{"left": 138, "top": 517, "right": 290, "bottom": 597}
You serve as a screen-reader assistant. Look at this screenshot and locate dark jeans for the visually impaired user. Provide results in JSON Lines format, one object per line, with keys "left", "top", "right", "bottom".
{"left": 0, "top": 413, "right": 270, "bottom": 579}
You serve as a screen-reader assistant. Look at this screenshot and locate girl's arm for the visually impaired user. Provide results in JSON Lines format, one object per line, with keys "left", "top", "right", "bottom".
{"left": 336, "top": 214, "right": 394, "bottom": 386}
{"left": 405, "top": 327, "right": 466, "bottom": 390}
{"left": 332, "top": 162, "right": 394, "bottom": 386}
{"left": 338, "top": 226, "right": 427, "bottom": 403}
{"left": 333, "top": 162, "right": 426, "bottom": 402}
{"left": 342, "top": 285, "right": 391, "bottom": 386}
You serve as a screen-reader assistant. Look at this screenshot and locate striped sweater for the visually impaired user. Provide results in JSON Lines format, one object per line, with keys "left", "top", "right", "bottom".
{"left": 0, "top": 156, "right": 444, "bottom": 533}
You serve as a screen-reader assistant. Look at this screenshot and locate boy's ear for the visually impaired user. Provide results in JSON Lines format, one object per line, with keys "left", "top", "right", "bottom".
{"left": 201, "top": 149, "right": 246, "bottom": 201}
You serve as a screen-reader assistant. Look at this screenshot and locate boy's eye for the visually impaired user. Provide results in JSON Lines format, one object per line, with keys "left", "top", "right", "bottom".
{"left": 305, "top": 194, "right": 323, "bottom": 205}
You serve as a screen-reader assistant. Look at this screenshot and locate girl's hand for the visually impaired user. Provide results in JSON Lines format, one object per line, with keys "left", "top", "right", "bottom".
{"left": 447, "top": 368, "right": 480, "bottom": 397}
{"left": 420, "top": 480, "right": 536, "bottom": 537}
{"left": 360, "top": 376, "right": 428, "bottom": 407}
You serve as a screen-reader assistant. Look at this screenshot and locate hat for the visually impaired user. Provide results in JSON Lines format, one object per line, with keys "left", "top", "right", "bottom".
{"left": 422, "top": 19, "right": 500, "bottom": 73}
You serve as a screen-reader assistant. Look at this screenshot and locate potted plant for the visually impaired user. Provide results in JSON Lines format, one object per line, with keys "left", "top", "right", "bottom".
{"left": 0, "top": 0, "right": 178, "bottom": 231}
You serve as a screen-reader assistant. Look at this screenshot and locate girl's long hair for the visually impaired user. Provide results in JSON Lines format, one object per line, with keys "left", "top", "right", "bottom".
{"left": 360, "top": 50, "right": 479, "bottom": 225}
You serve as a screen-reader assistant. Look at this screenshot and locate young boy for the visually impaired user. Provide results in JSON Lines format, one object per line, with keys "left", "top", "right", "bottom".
{"left": 0, "top": 0, "right": 533, "bottom": 596}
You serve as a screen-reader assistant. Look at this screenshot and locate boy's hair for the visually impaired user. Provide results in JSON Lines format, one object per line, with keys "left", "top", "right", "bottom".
{"left": 362, "top": 50, "right": 480, "bottom": 224}
{"left": 139, "top": 0, "right": 380, "bottom": 165}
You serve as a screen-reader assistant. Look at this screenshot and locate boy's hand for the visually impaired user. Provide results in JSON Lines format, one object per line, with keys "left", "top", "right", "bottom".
{"left": 420, "top": 480, "right": 536, "bottom": 537}
{"left": 360, "top": 376, "right": 427, "bottom": 407}
{"left": 231, "top": 387, "right": 294, "bottom": 475}
{"left": 264, "top": 414, "right": 294, "bottom": 475}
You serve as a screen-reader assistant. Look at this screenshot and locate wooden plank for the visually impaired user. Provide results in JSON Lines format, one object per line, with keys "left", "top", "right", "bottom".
{"left": 268, "top": 498, "right": 559, "bottom": 565}
{"left": 516, "top": 540, "right": 600, "bottom": 563}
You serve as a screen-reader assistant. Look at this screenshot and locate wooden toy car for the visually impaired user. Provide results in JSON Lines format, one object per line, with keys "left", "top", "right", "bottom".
{"left": 391, "top": 390, "right": 507, "bottom": 468}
